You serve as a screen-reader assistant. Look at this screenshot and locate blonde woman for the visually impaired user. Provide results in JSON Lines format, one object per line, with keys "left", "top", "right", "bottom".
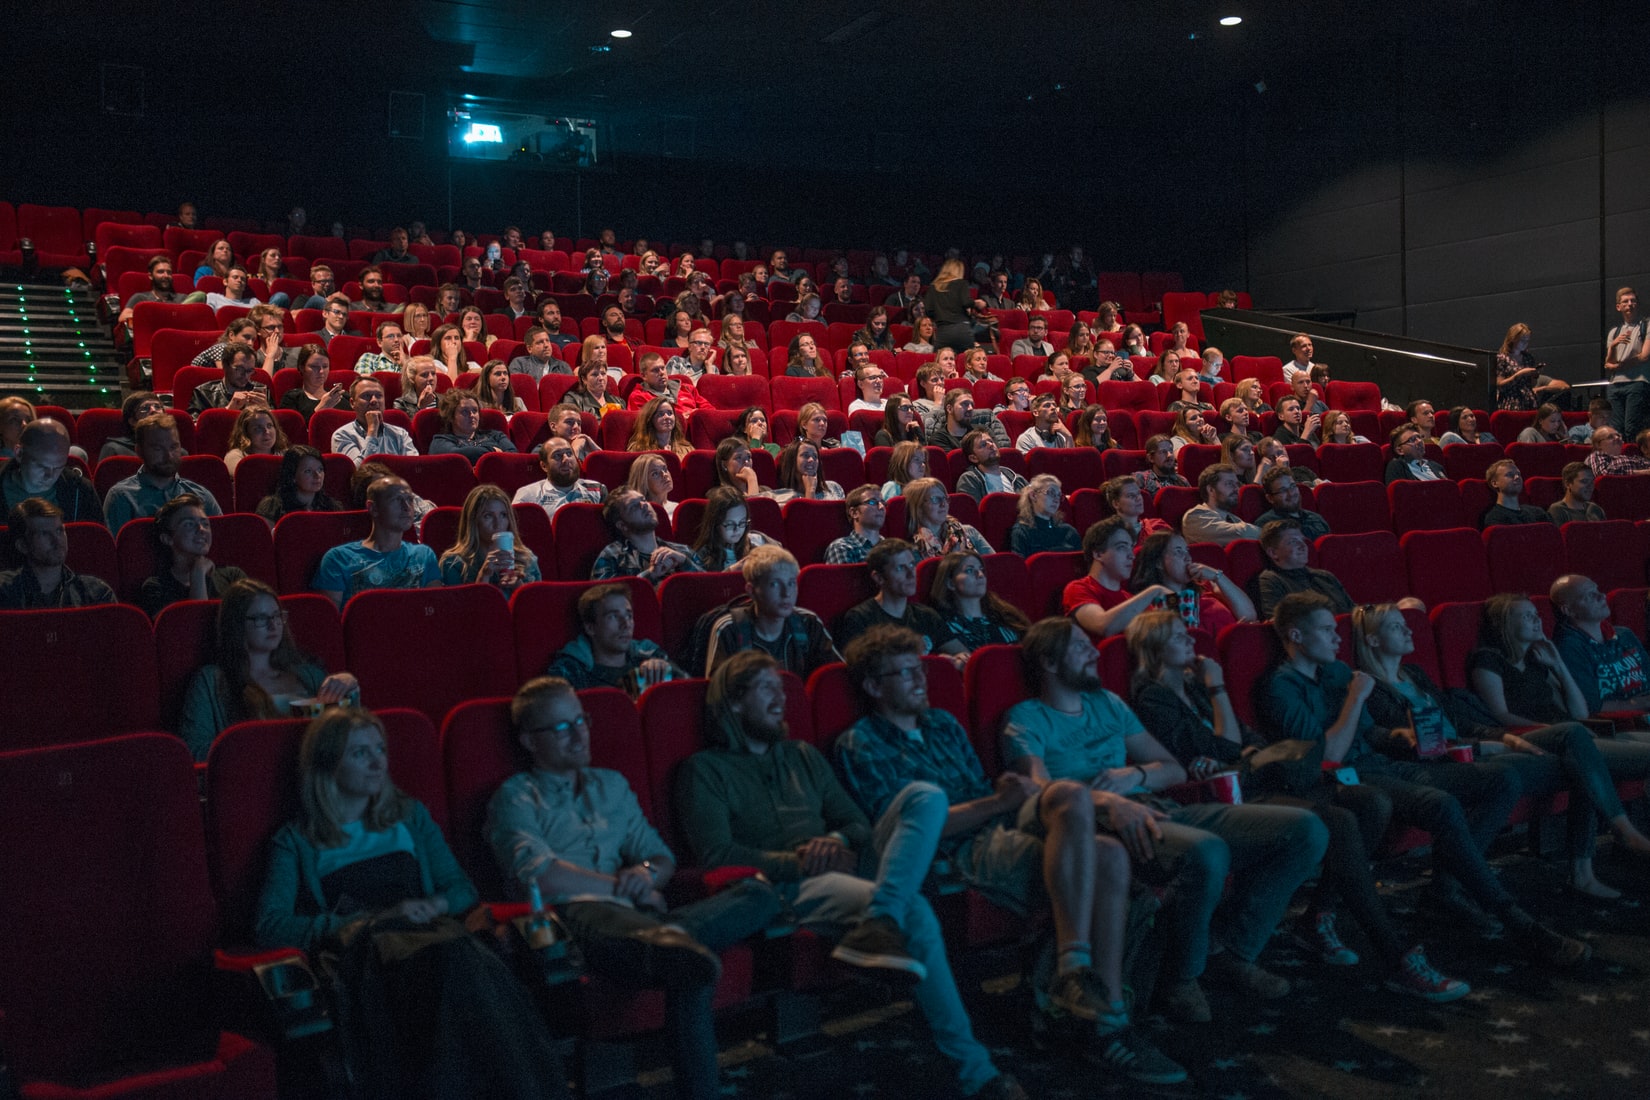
{"left": 626, "top": 452, "right": 679, "bottom": 517}
{"left": 394, "top": 355, "right": 443, "bottom": 417}
{"left": 438, "top": 484, "right": 539, "bottom": 589}
{"left": 223, "top": 406, "right": 290, "bottom": 475}
{"left": 402, "top": 301, "right": 433, "bottom": 345}
{"left": 904, "top": 476, "right": 991, "bottom": 558}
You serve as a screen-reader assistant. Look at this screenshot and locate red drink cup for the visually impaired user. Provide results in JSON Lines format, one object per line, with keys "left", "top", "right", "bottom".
{"left": 1208, "top": 771, "right": 1242, "bottom": 804}
{"left": 1445, "top": 744, "right": 1474, "bottom": 763}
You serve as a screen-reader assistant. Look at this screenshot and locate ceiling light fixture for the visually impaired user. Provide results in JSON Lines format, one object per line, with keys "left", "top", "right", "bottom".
{"left": 1220, "top": 16, "right": 1243, "bottom": 26}
{"left": 610, "top": 29, "right": 632, "bottom": 38}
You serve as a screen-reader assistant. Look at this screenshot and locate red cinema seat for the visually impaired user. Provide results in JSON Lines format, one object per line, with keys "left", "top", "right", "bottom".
{"left": 0, "top": 605, "right": 159, "bottom": 749}
{"left": 1609, "top": 587, "right": 1648, "bottom": 640}
{"left": 797, "top": 562, "right": 876, "bottom": 633}
{"left": 374, "top": 453, "right": 478, "bottom": 507}
{"left": 474, "top": 451, "right": 544, "bottom": 497}
{"left": 550, "top": 501, "right": 615, "bottom": 580}
{"left": 1504, "top": 442, "right": 1572, "bottom": 479}
{"left": 509, "top": 578, "right": 659, "bottom": 684}
{"left": 131, "top": 302, "right": 217, "bottom": 358}
{"left": 0, "top": 735, "right": 277, "bottom": 1098}
{"left": 272, "top": 510, "right": 372, "bottom": 593}
{"left": 1217, "top": 621, "right": 1285, "bottom": 727}
{"left": 344, "top": 585, "right": 515, "bottom": 720}
{"left": 1441, "top": 442, "right": 1505, "bottom": 483}
{"left": 1313, "top": 480, "right": 1391, "bottom": 534}
{"left": 963, "top": 644, "right": 1030, "bottom": 777}
{"left": 1388, "top": 480, "right": 1467, "bottom": 533}
{"left": 1153, "top": 485, "right": 1200, "bottom": 531}
{"left": 1593, "top": 475, "right": 1650, "bottom": 522}
{"left": 1026, "top": 447, "right": 1106, "bottom": 491}
{"left": 1315, "top": 444, "right": 1384, "bottom": 485}
{"left": 808, "top": 655, "right": 967, "bottom": 752}
{"left": 1483, "top": 523, "right": 1567, "bottom": 595}
{"left": 1402, "top": 528, "right": 1492, "bottom": 608}
{"left": 1025, "top": 550, "right": 1087, "bottom": 617}
{"left": 697, "top": 373, "right": 771, "bottom": 410}
{"left": 1429, "top": 601, "right": 1487, "bottom": 689}
{"left": 782, "top": 497, "right": 853, "bottom": 563}
{"left": 770, "top": 375, "right": 840, "bottom": 412}
{"left": 1095, "top": 381, "right": 1157, "bottom": 414}
{"left": 1315, "top": 531, "right": 1409, "bottom": 604}
{"left": 1561, "top": 520, "right": 1648, "bottom": 592}
{"left": 1175, "top": 443, "right": 1223, "bottom": 483}
{"left": 17, "top": 202, "right": 90, "bottom": 266}
{"left": 1230, "top": 356, "right": 1284, "bottom": 385}
{"left": 657, "top": 570, "right": 751, "bottom": 664}
{"left": 1325, "top": 380, "right": 1382, "bottom": 412}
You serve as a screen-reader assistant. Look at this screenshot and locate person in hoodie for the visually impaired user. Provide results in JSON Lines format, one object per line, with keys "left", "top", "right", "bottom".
{"left": 673, "top": 650, "right": 1030, "bottom": 1100}
{"left": 545, "top": 583, "right": 684, "bottom": 695}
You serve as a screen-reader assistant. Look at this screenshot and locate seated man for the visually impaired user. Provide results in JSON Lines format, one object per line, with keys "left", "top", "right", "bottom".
{"left": 104, "top": 414, "right": 223, "bottom": 531}
{"left": 535, "top": 300, "right": 581, "bottom": 348}
{"left": 203, "top": 265, "right": 261, "bottom": 312}
{"left": 824, "top": 485, "right": 887, "bottom": 564}
{"left": 544, "top": 403, "right": 600, "bottom": 464}
{"left": 1136, "top": 435, "right": 1189, "bottom": 497}
{"left": 513, "top": 438, "right": 606, "bottom": 520}
{"left": 117, "top": 255, "right": 180, "bottom": 326}
{"left": 0, "top": 419, "right": 101, "bottom": 522}
{"left": 488, "top": 677, "right": 781, "bottom": 1100}
{"left": 1063, "top": 516, "right": 1175, "bottom": 639}
{"left": 665, "top": 328, "right": 718, "bottom": 380}
{"left": 1009, "top": 316, "right": 1055, "bottom": 359}
{"left": 547, "top": 582, "right": 683, "bottom": 693}
{"left": 369, "top": 227, "right": 415, "bottom": 265}
{"left": 1287, "top": 372, "right": 1328, "bottom": 418}
{"left": 832, "top": 539, "right": 966, "bottom": 664}
{"left": 314, "top": 295, "right": 358, "bottom": 345}
{"left": 1181, "top": 463, "right": 1260, "bottom": 547}
{"left": 1550, "top": 462, "right": 1606, "bottom": 523}
{"left": 1584, "top": 425, "right": 1650, "bottom": 477}
{"left": 676, "top": 652, "right": 1030, "bottom": 1099}
{"left": 0, "top": 498, "right": 116, "bottom": 608}
{"left": 591, "top": 489, "right": 700, "bottom": 584}
{"left": 312, "top": 475, "right": 441, "bottom": 608}
{"left": 1269, "top": 395, "right": 1319, "bottom": 447}
{"left": 910, "top": 364, "right": 950, "bottom": 421}
{"left": 1252, "top": 466, "right": 1330, "bottom": 541}
{"left": 926, "top": 389, "right": 1010, "bottom": 451}
{"left": 1480, "top": 459, "right": 1553, "bottom": 527}
{"left": 291, "top": 264, "right": 337, "bottom": 312}
{"left": 834, "top": 626, "right": 1185, "bottom": 1085}
{"left": 1004, "top": 617, "right": 1328, "bottom": 1021}
{"left": 1568, "top": 397, "right": 1613, "bottom": 444}
{"left": 1016, "top": 392, "right": 1073, "bottom": 451}
{"left": 330, "top": 377, "right": 418, "bottom": 461}
{"left": 353, "top": 319, "right": 410, "bottom": 376}
{"left": 1256, "top": 593, "right": 1589, "bottom": 966}
{"left": 1383, "top": 426, "right": 1446, "bottom": 482}
{"left": 628, "top": 352, "right": 704, "bottom": 418}
{"left": 703, "top": 546, "right": 840, "bottom": 678}
{"left": 1164, "top": 366, "right": 1213, "bottom": 413}
{"left": 954, "top": 429, "right": 1027, "bottom": 502}
{"left": 1406, "top": 400, "right": 1440, "bottom": 446}
{"left": 1551, "top": 574, "right": 1650, "bottom": 716}
{"left": 348, "top": 266, "right": 403, "bottom": 314}
{"left": 188, "top": 342, "right": 270, "bottom": 415}
{"left": 1282, "top": 333, "right": 1316, "bottom": 382}
{"left": 1253, "top": 519, "right": 1431, "bottom": 618}
{"left": 509, "top": 326, "right": 571, "bottom": 381}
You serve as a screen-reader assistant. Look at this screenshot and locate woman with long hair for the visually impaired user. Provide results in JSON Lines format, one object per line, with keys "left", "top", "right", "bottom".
{"left": 1127, "top": 610, "right": 1470, "bottom": 1003}
{"left": 786, "top": 294, "right": 825, "bottom": 327}
{"left": 1037, "top": 350, "right": 1074, "bottom": 384}
{"left": 176, "top": 578, "right": 358, "bottom": 760}
{"left": 880, "top": 439, "right": 930, "bottom": 501}
{"left": 1235, "top": 377, "right": 1272, "bottom": 415}
{"left": 1072, "top": 403, "right": 1113, "bottom": 452}
{"left": 1017, "top": 278, "right": 1051, "bottom": 311}
{"left": 689, "top": 485, "right": 774, "bottom": 572}
{"left": 431, "top": 388, "right": 514, "bottom": 460}
{"left": 717, "top": 314, "right": 752, "bottom": 357}
{"left": 1100, "top": 476, "right": 1170, "bottom": 549}
{"left": 394, "top": 356, "right": 442, "bottom": 417}
{"left": 1517, "top": 403, "right": 1568, "bottom": 444}
{"left": 1057, "top": 373, "right": 1089, "bottom": 417}
{"left": 714, "top": 437, "right": 763, "bottom": 495}
{"left": 428, "top": 323, "right": 475, "bottom": 381}
{"left": 904, "top": 477, "right": 991, "bottom": 558}
{"left": 1118, "top": 323, "right": 1149, "bottom": 360}
{"left": 1092, "top": 301, "right": 1124, "bottom": 336}
{"left": 1128, "top": 531, "right": 1254, "bottom": 641}
{"left": 929, "top": 550, "right": 1029, "bottom": 650}
{"left": 784, "top": 332, "right": 831, "bottom": 378}
{"left": 253, "top": 708, "right": 569, "bottom": 1099}
{"left": 1319, "top": 409, "right": 1370, "bottom": 446}
{"left": 281, "top": 346, "right": 345, "bottom": 420}
{"left": 256, "top": 445, "right": 341, "bottom": 524}
{"left": 1219, "top": 434, "right": 1258, "bottom": 484}
{"left": 664, "top": 308, "right": 694, "bottom": 350}
{"left": 721, "top": 345, "right": 754, "bottom": 376}
{"left": 626, "top": 452, "right": 679, "bottom": 517}
{"left": 457, "top": 305, "right": 496, "bottom": 349}
{"left": 138, "top": 495, "right": 247, "bottom": 618}
{"left": 577, "top": 335, "right": 613, "bottom": 378}
{"left": 772, "top": 440, "right": 844, "bottom": 503}
{"left": 191, "top": 318, "right": 258, "bottom": 366}
{"left": 923, "top": 258, "right": 976, "bottom": 353}
{"left": 736, "top": 405, "right": 779, "bottom": 456}
{"left": 193, "top": 238, "right": 235, "bottom": 280}
{"left": 875, "top": 395, "right": 926, "bottom": 447}
{"left": 1062, "top": 324, "right": 1095, "bottom": 359}
{"left": 1009, "top": 474, "right": 1081, "bottom": 555}
{"left": 438, "top": 484, "right": 539, "bottom": 588}
{"left": 1169, "top": 407, "right": 1220, "bottom": 453}
{"left": 471, "top": 360, "right": 526, "bottom": 414}
{"left": 627, "top": 396, "right": 692, "bottom": 458}
{"left": 1495, "top": 322, "right": 1542, "bottom": 411}
{"left": 1440, "top": 406, "right": 1496, "bottom": 446}
{"left": 224, "top": 405, "right": 290, "bottom": 475}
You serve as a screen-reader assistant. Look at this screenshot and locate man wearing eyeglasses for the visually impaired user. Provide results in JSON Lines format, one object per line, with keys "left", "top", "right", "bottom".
{"left": 315, "top": 295, "right": 358, "bottom": 346}
{"left": 292, "top": 265, "right": 337, "bottom": 312}
{"left": 488, "top": 675, "right": 780, "bottom": 1100}
{"left": 243, "top": 304, "right": 307, "bottom": 376}
{"left": 825, "top": 485, "right": 887, "bottom": 564}
{"left": 664, "top": 328, "right": 718, "bottom": 381}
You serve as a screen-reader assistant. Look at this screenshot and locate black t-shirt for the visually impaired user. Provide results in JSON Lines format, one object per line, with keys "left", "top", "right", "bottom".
{"left": 1464, "top": 647, "right": 1566, "bottom": 724}
{"left": 834, "top": 598, "right": 956, "bottom": 655}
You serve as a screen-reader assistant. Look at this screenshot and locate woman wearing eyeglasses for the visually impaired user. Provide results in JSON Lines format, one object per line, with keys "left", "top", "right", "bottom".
{"left": 689, "top": 486, "right": 775, "bottom": 572}
{"left": 176, "top": 578, "right": 358, "bottom": 761}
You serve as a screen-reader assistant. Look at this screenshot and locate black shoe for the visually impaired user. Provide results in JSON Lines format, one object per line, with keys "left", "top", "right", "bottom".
{"left": 628, "top": 926, "right": 721, "bottom": 987}
{"left": 1089, "top": 1026, "right": 1189, "bottom": 1085}
{"left": 831, "top": 915, "right": 927, "bottom": 983}
{"left": 1512, "top": 921, "right": 1592, "bottom": 968}
{"left": 1422, "top": 880, "right": 1503, "bottom": 936}
{"left": 970, "top": 1073, "right": 1030, "bottom": 1100}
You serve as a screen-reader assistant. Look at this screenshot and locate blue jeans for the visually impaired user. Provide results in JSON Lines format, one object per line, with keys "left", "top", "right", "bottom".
{"left": 1142, "top": 803, "right": 1327, "bottom": 980}
{"left": 1610, "top": 380, "right": 1650, "bottom": 440}
{"left": 790, "top": 782, "right": 999, "bottom": 1095}
{"left": 561, "top": 878, "right": 780, "bottom": 1100}
{"left": 1357, "top": 763, "right": 1518, "bottom": 913}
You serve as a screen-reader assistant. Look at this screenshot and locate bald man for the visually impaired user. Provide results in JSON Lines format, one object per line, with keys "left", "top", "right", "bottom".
{"left": 1551, "top": 574, "right": 1650, "bottom": 717}
{"left": 0, "top": 419, "right": 101, "bottom": 522}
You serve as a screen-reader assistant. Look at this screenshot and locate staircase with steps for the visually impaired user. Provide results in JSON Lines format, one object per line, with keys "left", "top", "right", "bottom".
{"left": 0, "top": 282, "right": 124, "bottom": 408}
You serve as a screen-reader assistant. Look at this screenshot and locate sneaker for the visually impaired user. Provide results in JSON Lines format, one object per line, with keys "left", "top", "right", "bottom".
{"left": 1204, "top": 952, "right": 1291, "bottom": 999}
{"left": 1045, "top": 969, "right": 1104, "bottom": 1023}
{"left": 830, "top": 915, "right": 927, "bottom": 983}
{"left": 1159, "top": 979, "right": 1212, "bottom": 1023}
{"left": 1512, "top": 920, "right": 1592, "bottom": 968}
{"left": 1385, "top": 945, "right": 1470, "bottom": 1003}
{"left": 1423, "top": 880, "right": 1503, "bottom": 936}
{"left": 1090, "top": 1026, "right": 1190, "bottom": 1085}
{"left": 970, "top": 1073, "right": 1029, "bottom": 1100}
{"left": 1300, "top": 910, "right": 1360, "bottom": 967}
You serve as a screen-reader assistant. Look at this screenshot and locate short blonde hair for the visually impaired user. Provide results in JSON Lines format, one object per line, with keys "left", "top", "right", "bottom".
{"left": 741, "top": 543, "right": 799, "bottom": 585}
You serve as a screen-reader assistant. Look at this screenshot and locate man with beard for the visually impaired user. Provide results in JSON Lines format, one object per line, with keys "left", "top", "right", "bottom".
{"left": 512, "top": 437, "right": 606, "bottom": 521}
{"left": 104, "top": 414, "right": 223, "bottom": 530}
{"left": 348, "top": 266, "right": 403, "bottom": 314}
{"left": 0, "top": 498, "right": 116, "bottom": 608}
{"left": 189, "top": 342, "right": 271, "bottom": 415}
{"left": 591, "top": 489, "right": 700, "bottom": 584}
{"left": 118, "top": 255, "right": 180, "bottom": 325}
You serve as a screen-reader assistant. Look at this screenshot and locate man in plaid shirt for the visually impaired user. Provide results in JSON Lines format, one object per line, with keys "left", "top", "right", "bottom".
{"left": 1584, "top": 426, "right": 1650, "bottom": 478}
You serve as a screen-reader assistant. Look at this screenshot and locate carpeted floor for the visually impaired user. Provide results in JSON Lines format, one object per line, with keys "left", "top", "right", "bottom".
{"left": 628, "top": 843, "right": 1650, "bottom": 1099}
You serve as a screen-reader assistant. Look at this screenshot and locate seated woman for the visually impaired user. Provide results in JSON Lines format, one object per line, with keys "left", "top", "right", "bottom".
{"left": 770, "top": 440, "right": 844, "bottom": 504}
{"left": 785, "top": 293, "right": 825, "bottom": 326}
{"left": 138, "top": 495, "right": 248, "bottom": 618}
{"left": 1126, "top": 610, "right": 1470, "bottom": 1002}
{"left": 903, "top": 476, "right": 991, "bottom": 558}
{"left": 1036, "top": 350, "right": 1074, "bottom": 384}
{"left": 1218, "top": 398, "right": 1262, "bottom": 445}
{"left": 101, "top": 390, "right": 168, "bottom": 459}
{"left": 689, "top": 485, "right": 775, "bottom": 572}
{"left": 1062, "top": 323, "right": 1096, "bottom": 360}
{"left": 627, "top": 452, "right": 679, "bottom": 518}
{"left": 578, "top": 334, "right": 620, "bottom": 381}
{"left": 191, "top": 319, "right": 257, "bottom": 367}
{"left": 716, "top": 314, "right": 753, "bottom": 358}
{"left": 253, "top": 708, "right": 569, "bottom": 1099}
{"left": 628, "top": 396, "right": 693, "bottom": 459}
{"left": 1220, "top": 434, "right": 1259, "bottom": 484}
{"left": 735, "top": 405, "right": 779, "bottom": 456}
{"left": 1101, "top": 475, "right": 1170, "bottom": 549}
{"left": 1009, "top": 473, "right": 1081, "bottom": 555}
{"left": 661, "top": 307, "right": 694, "bottom": 351}
{"left": 472, "top": 360, "right": 527, "bottom": 416}
{"left": 438, "top": 484, "right": 540, "bottom": 590}
{"left": 848, "top": 363, "right": 888, "bottom": 413}
{"left": 855, "top": 306, "right": 894, "bottom": 351}
{"left": 1235, "top": 377, "right": 1273, "bottom": 415}
{"left": 400, "top": 301, "right": 432, "bottom": 346}
{"left": 280, "top": 347, "right": 345, "bottom": 421}
{"left": 1117, "top": 323, "right": 1150, "bottom": 360}
{"left": 431, "top": 388, "right": 515, "bottom": 460}
{"left": 795, "top": 401, "right": 840, "bottom": 450}
{"left": 457, "top": 305, "right": 496, "bottom": 350}
{"left": 1016, "top": 278, "right": 1051, "bottom": 311}
{"left": 1072, "top": 403, "right": 1115, "bottom": 453}
{"left": 429, "top": 323, "right": 479, "bottom": 382}
{"left": 393, "top": 356, "right": 443, "bottom": 418}
{"left": 783, "top": 332, "right": 831, "bottom": 378}
{"left": 879, "top": 439, "right": 931, "bottom": 502}
{"left": 714, "top": 437, "right": 763, "bottom": 496}
{"left": 177, "top": 579, "right": 359, "bottom": 760}
{"left": 1057, "top": 372, "right": 1090, "bottom": 417}
{"left": 1458, "top": 596, "right": 1650, "bottom": 897}
{"left": 929, "top": 550, "right": 1028, "bottom": 650}
{"left": 721, "top": 345, "right": 755, "bottom": 377}
{"left": 1517, "top": 403, "right": 1568, "bottom": 444}
{"left": 1128, "top": 530, "right": 1255, "bottom": 643}
{"left": 1319, "top": 409, "right": 1371, "bottom": 446}
{"left": 902, "top": 316, "right": 937, "bottom": 354}
{"left": 224, "top": 405, "right": 291, "bottom": 475}
{"left": 1169, "top": 407, "right": 1220, "bottom": 453}
{"left": 256, "top": 445, "right": 341, "bottom": 524}
{"left": 1254, "top": 435, "right": 1319, "bottom": 487}
{"left": 1439, "top": 406, "right": 1497, "bottom": 446}
{"left": 562, "top": 359, "right": 621, "bottom": 417}
{"left": 874, "top": 395, "right": 926, "bottom": 447}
